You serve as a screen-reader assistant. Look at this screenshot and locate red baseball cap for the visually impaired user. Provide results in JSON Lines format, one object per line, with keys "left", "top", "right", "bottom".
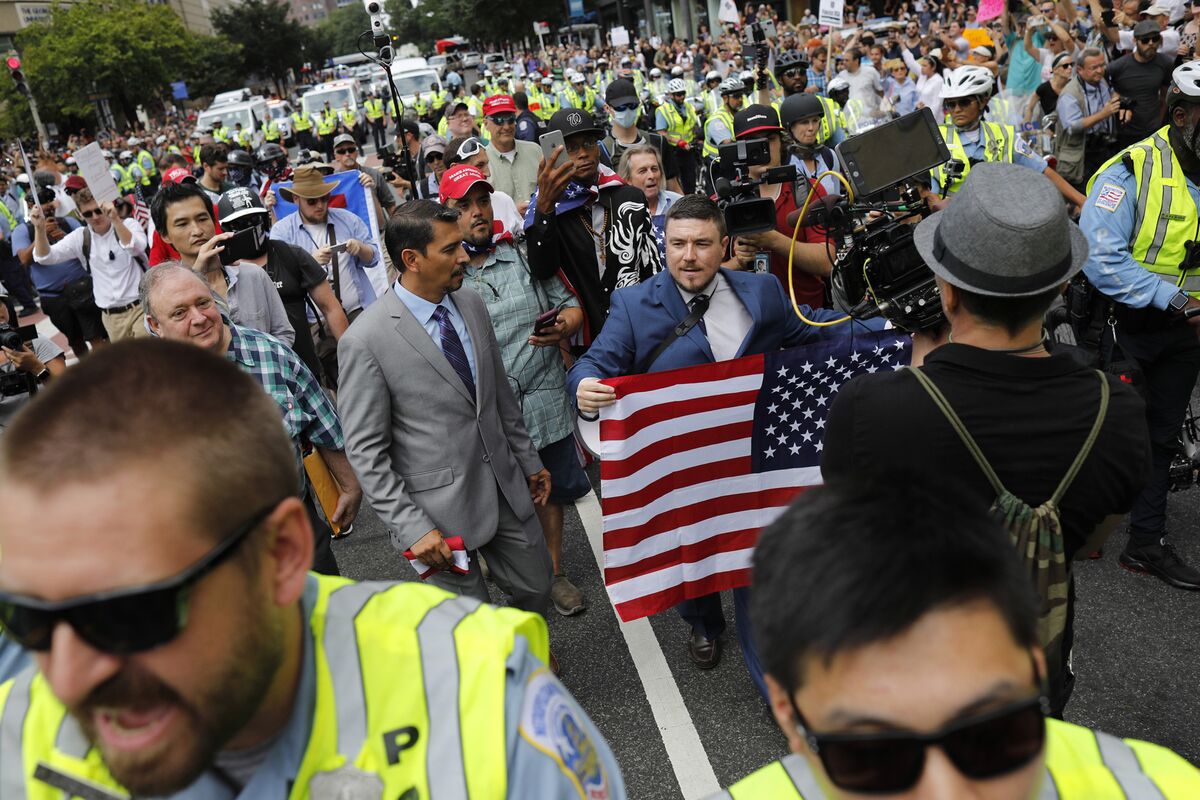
{"left": 483, "top": 95, "right": 517, "bottom": 117}
{"left": 63, "top": 175, "right": 86, "bottom": 191}
{"left": 438, "top": 164, "right": 494, "bottom": 203}
{"left": 162, "top": 167, "right": 196, "bottom": 185}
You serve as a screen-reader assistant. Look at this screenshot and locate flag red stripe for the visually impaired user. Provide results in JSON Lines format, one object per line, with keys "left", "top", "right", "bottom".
{"left": 604, "top": 528, "right": 763, "bottom": 584}
{"left": 599, "top": 456, "right": 751, "bottom": 515}
{"left": 604, "top": 484, "right": 807, "bottom": 547}
{"left": 599, "top": 420, "right": 752, "bottom": 481}
{"left": 599, "top": 390, "right": 759, "bottom": 445}
{"left": 612, "top": 568, "right": 753, "bottom": 622}
{"left": 605, "top": 352, "right": 764, "bottom": 396}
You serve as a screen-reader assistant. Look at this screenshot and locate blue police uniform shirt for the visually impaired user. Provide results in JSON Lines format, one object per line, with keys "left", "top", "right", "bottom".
{"left": 929, "top": 125, "right": 1047, "bottom": 194}
{"left": 1080, "top": 159, "right": 1200, "bottom": 310}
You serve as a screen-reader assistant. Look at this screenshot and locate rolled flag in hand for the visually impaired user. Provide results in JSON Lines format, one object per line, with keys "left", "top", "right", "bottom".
{"left": 403, "top": 536, "right": 471, "bottom": 580}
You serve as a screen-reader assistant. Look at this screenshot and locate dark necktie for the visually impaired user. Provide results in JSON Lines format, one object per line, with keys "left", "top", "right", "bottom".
{"left": 432, "top": 305, "right": 476, "bottom": 400}
{"left": 689, "top": 292, "right": 710, "bottom": 334}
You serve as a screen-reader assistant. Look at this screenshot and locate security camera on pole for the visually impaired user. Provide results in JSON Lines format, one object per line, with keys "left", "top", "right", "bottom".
{"left": 6, "top": 52, "right": 48, "bottom": 147}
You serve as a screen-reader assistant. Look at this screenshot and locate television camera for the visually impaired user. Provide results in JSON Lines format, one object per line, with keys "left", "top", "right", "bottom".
{"left": 713, "top": 138, "right": 796, "bottom": 237}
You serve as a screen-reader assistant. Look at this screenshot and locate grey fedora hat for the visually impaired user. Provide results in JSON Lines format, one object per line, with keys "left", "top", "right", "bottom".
{"left": 913, "top": 162, "right": 1088, "bottom": 297}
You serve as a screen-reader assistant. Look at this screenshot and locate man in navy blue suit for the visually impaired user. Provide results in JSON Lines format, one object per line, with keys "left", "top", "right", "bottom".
{"left": 566, "top": 194, "right": 880, "bottom": 694}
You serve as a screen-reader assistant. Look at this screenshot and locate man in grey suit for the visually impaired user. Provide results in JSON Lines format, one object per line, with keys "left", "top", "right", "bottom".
{"left": 337, "top": 199, "right": 554, "bottom": 619}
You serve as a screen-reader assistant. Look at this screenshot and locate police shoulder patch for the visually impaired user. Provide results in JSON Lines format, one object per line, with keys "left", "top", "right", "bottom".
{"left": 520, "top": 668, "right": 610, "bottom": 799}
{"left": 1095, "top": 182, "right": 1127, "bottom": 213}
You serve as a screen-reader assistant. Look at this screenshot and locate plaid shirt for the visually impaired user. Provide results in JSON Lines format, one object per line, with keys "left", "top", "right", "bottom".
{"left": 225, "top": 322, "right": 344, "bottom": 478}
{"left": 464, "top": 242, "right": 577, "bottom": 450}
{"left": 807, "top": 66, "right": 827, "bottom": 94}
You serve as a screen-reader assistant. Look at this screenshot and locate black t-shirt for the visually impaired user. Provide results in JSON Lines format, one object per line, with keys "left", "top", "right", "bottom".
{"left": 260, "top": 240, "right": 328, "bottom": 377}
{"left": 1105, "top": 53, "right": 1174, "bottom": 140}
{"left": 822, "top": 343, "right": 1150, "bottom": 558}
{"left": 1035, "top": 81, "right": 1060, "bottom": 117}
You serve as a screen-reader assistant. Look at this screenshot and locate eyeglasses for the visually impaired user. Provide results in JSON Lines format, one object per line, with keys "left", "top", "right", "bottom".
{"left": 0, "top": 502, "right": 279, "bottom": 654}
{"left": 455, "top": 137, "right": 485, "bottom": 159}
{"left": 489, "top": 113, "right": 517, "bottom": 126}
{"left": 564, "top": 137, "right": 599, "bottom": 153}
{"left": 1138, "top": 34, "right": 1162, "bottom": 43}
{"left": 334, "top": 147, "right": 358, "bottom": 155}
{"left": 80, "top": 207, "right": 104, "bottom": 219}
{"left": 942, "top": 97, "right": 978, "bottom": 110}
{"left": 790, "top": 692, "right": 1047, "bottom": 793}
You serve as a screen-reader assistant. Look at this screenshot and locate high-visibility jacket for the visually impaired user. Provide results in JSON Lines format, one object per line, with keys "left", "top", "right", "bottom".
{"left": 704, "top": 88, "right": 722, "bottom": 117}
{"left": 364, "top": 98, "right": 384, "bottom": 121}
{"left": 192, "top": 144, "right": 201, "bottom": 164}
{"left": 715, "top": 719, "right": 1200, "bottom": 798}
{"left": 339, "top": 108, "right": 357, "bottom": 128}
{"left": 262, "top": 119, "right": 281, "bottom": 141}
{"left": 0, "top": 199, "right": 17, "bottom": 232}
{"left": 1088, "top": 126, "right": 1200, "bottom": 298}
{"left": 414, "top": 95, "right": 429, "bottom": 117}
{"left": 815, "top": 95, "right": 846, "bottom": 145}
{"left": 0, "top": 576, "right": 555, "bottom": 799}
{"left": 212, "top": 125, "right": 230, "bottom": 143}
{"left": 659, "top": 100, "right": 699, "bottom": 148}
{"left": 431, "top": 89, "right": 450, "bottom": 112}
{"left": 111, "top": 163, "right": 138, "bottom": 191}
{"left": 538, "top": 90, "right": 560, "bottom": 118}
{"left": 703, "top": 107, "right": 736, "bottom": 159}
{"left": 317, "top": 110, "right": 338, "bottom": 136}
{"left": 234, "top": 129, "right": 253, "bottom": 148}
{"left": 563, "top": 86, "right": 596, "bottom": 112}
{"left": 291, "top": 111, "right": 312, "bottom": 132}
{"left": 135, "top": 148, "right": 157, "bottom": 180}
{"left": 467, "top": 96, "right": 484, "bottom": 124}
{"left": 931, "top": 121, "right": 1015, "bottom": 195}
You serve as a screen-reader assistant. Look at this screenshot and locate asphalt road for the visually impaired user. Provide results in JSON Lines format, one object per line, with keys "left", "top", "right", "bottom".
{"left": 333, "top": 463, "right": 1200, "bottom": 800}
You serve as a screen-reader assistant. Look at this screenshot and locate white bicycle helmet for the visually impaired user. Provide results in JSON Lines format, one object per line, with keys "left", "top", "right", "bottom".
{"left": 941, "top": 65, "right": 994, "bottom": 101}
{"left": 571, "top": 72, "right": 586, "bottom": 84}
{"left": 1168, "top": 61, "right": 1200, "bottom": 108}
{"left": 826, "top": 76, "right": 851, "bottom": 93}
{"left": 719, "top": 76, "right": 745, "bottom": 96}
{"left": 706, "top": 70, "right": 721, "bottom": 81}
{"left": 671, "top": 66, "right": 684, "bottom": 77}
{"left": 666, "top": 78, "right": 687, "bottom": 94}
{"left": 739, "top": 70, "right": 755, "bottom": 82}
{"left": 127, "top": 136, "right": 141, "bottom": 146}
{"left": 650, "top": 67, "right": 662, "bottom": 78}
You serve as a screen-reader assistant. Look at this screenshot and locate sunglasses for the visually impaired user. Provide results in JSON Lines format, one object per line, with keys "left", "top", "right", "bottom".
{"left": 1057, "top": 61, "right": 1074, "bottom": 69}
{"left": 943, "top": 97, "right": 978, "bottom": 110}
{"left": 455, "top": 137, "right": 485, "bottom": 159}
{"left": 80, "top": 207, "right": 104, "bottom": 219}
{"left": 611, "top": 102, "right": 639, "bottom": 112}
{"left": 65, "top": 187, "right": 82, "bottom": 196}
{"left": 780, "top": 68, "right": 806, "bottom": 78}
{"left": 1138, "top": 35, "right": 1162, "bottom": 43}
{"left": 0, "top": 502, "right": 278, "bottom": 654}
{"left": 489, "top": 113, "right": 517, "bottom": 126}
{"left": 791, "top": 693, "right": 1047, "bottom": 793}
{"left": 334, "top": 147, "right": 358, "bottom": 155}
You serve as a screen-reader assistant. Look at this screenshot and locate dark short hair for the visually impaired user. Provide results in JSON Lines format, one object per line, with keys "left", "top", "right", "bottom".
{"left": 513, "top": 91, "right": 530, "bottom": 110}
{"left": 954, "top": 284, "right": 1063, "bottom": 337}
{"left": 161, "top": 152, "right": 188, "bottom": 169}
{"left": 0, "top": 339, "right": 298, "bottom": 545}
{"left": 151, "top": 180, "right": 215, "bottom": 237}
{"left": 199, "top": 142, "right": 229, "bottom": 167}
{"left": 664, "top": 193, "right": 727, "bottom": 239}
{"left": 751, "top": 478, "right": 1039, "bottom": 691}
{"left": 384, "top": 199, "right": 461, "bottom": 272}
{"left": 846, "top": 47, "right": 862, "bottom": 63}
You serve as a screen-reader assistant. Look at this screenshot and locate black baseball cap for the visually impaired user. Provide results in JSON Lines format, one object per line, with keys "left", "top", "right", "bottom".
{"left": 548, "top": 108, "right": 603, "bottom": 137}
{"left": 733, "top": 104, "right": 784, "bottom": 139}
{"left": 605, "top": 78, "right": 639, "bottom": 107}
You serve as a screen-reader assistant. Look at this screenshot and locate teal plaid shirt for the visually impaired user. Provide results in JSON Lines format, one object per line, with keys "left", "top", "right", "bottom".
{"left": 225, "top": 322, "right": 344, "bottom": 479}
{"left": 464, "top": 242, "right": 577, "bottom": 451}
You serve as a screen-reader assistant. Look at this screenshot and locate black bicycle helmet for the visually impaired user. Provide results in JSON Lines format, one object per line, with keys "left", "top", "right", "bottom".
{"left": 779, "top": 93, "right": 825, "bottom": 128}
{"left": 253, "top": 142, "right": 289, "bottom": 178}
{"left": 226, "top": 149, "right": 254, "bottom": 169}
{"left": 774, "top": 48, "right": 810, "bottom": 77}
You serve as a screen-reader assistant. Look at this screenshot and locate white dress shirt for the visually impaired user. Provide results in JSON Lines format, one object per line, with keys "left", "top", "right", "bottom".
{"left": 677, "top": 271, "right": 753, "bottom": 362}
{"left": 34, "top": 218, "right": 147, "bottom": 309}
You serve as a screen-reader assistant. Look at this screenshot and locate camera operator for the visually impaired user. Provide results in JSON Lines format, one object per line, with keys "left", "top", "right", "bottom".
{"left": 824, "top": 164, "right": 1151, "bottom": 713}
{"left": 1054, "top": 48, "right": 1123, "bottom": 193}
{"left": 720, "top": 105, "right": 832, "bottom": 311}
{"left": 929, "top": 66, "right": 1086, "bottom": 210}
{"left": 779, "top": 93, "right": 844, "bottom": 199}
{"left": 0, "top": 299, "right": 65, "bottom": 434}
{"left": 1078, "top": 62, "right": 1200, "bottom": 592}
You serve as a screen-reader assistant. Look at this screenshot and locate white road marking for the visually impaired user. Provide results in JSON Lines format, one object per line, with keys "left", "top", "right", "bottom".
{"left": 575, "top": 490, "right": 720, "bottom": 800}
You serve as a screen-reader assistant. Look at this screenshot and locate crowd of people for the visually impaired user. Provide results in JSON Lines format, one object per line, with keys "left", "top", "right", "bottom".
{"left": 2, "top": 0, "right": 1200, "bottom": 796}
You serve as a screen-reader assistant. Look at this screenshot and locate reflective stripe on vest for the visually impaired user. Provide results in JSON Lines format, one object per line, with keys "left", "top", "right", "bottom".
{"left": 0, "top": 669, "right": 33, "bottom": 799}
{"left": 1094, "top": 730, "right": 1167, "bottom": 799}
{"left": 113, "top": 164, "right": 136, "bottom": 191}
{"left": 365, "top": 99, "right": 384, "bottom": 120}
{"left": 703, "top": 108, "right": 735, "bottom": 159}
{"left": 1088, "top": 128, "right": 1200, "bottom": 297}
{"left": 137, "top": 150, "right": 157, "bottom": 178}
{"left": 817, "top": 96, "right": 843, "bottom": 144}
{"left": 0, "top": 199, "right": 18, "bottom": 233}
{"left": 661, "top": 101, "right": 697, "bottom": 146}
{"left": 292, "top": 112, "right": 312, "bottom": 131}
{"left": 933, "top": 122, "right": 1015, "bottom": 194}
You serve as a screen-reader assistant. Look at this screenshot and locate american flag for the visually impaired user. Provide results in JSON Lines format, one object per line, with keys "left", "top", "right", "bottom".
{"left": 129, "top": 185, "right": 152, "bottom": 233}
{"left": 598, "top": 329, "right": 911, "bottom": 622}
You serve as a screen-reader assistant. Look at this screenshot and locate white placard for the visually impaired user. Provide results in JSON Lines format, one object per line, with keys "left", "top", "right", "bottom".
{"left": 73, "top": 141, "right": 120, "bottom": 204}
{"left": 611, "top": 26, "right": 630, "bottom": 47}
{"left": 819, "top": 0, "right": 845, "bottom": 27}
{"left": 718, "top": 0, "right": 740, "bottom": 23}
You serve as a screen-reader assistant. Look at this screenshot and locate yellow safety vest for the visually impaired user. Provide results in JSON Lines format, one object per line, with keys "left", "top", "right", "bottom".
{"left": 339, "top": 108, "right": 357, "bottom": 127}
{"left": 719, "top": 719, "right": 1200, "bottom": 798}
{"left": 467, "top": 96, "right": 483, "bottom": 123}
{"left": 136, "top": 149, "right": 157, "bottom": 180}
{"left": 212, "top": 126, "right": 230, "bottom": 143}
{"left": 112, "top": 163, "right": 137, "bottom": 191}
{"left": 291, "top": 112, "right": 312, "bottom": 131}
{"left": 931, "top": 121, "right": 1015, "bottom": 195}
{"left": 235, "top": 129, "right": 253, "bottom": 147}
{"left": 0, "top": 576, "right": 550, "bottom": 799}
{"left": 564, "top": 87, "right": 596, "bottom": 111}
{"left": 192, "top": 144, "right": 201, "bottom": 164}
{"left": 365, "top": 98, "right": 384, "bottom": 121}
{"left": 659, "top": 101, "right": 699, "bottom": 147}
{"left": 1088, "top": 126, "right": 1200, "bottom": 298}
{"left": 414, "top": 95, "right": 429, "bottom": 116}
{"left": 431, "top": 89, "right": 450, "bottom": 111}
{"left": 262, "top": 120, "right": 281, "bottom": 141}
{"left": 0, "top": 199, "right": 17, "bottom": 232}
{"left": 703, "top": 107, "right": 735, "bottom": 159}
{"left": 816, "top": 95, "right": 845, "bottom": 145}
{"left": 317, "top": 110, "right": 338, "bottom": 135}
{"left": 437, "top": 115, "right": 449, "bottom": 136}
{"left": 539, "top": 91, "right": 560, "bottom": 118}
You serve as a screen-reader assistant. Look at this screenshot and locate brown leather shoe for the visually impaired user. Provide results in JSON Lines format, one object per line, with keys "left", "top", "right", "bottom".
{"left": 549, "top": 649, "right": 561, "bottom": 676}
{"left": 688, "top": 633, "right": 721, "bottom": 669}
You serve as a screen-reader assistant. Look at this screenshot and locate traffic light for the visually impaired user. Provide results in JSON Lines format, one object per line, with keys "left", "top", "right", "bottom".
{"left": 6, "top": 55, "right": 28, "bottom": 97}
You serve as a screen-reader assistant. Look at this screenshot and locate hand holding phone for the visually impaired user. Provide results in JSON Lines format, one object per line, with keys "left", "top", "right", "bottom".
{"left": 329, "top": 241, "right": 349, "bottom": 254}
{"left": 539, "top": 130, "right": 570, "bottom": 170}
{"left": 533, "top": 303, "right": 567, "bottom": 335}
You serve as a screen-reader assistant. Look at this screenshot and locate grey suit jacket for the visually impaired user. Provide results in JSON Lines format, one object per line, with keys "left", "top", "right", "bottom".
{"left": 337, "top": 286, "right": 544, "bottom": 552}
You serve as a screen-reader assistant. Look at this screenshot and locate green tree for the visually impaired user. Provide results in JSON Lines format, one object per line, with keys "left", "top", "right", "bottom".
{"left": 315, "top": 3, "right": 372, "bottom": 58}
{"left": 212, "top": 0, "right": 309, "bottom": 95}
{"left": 384, "top": 0, "right": 563, "bottom": 51}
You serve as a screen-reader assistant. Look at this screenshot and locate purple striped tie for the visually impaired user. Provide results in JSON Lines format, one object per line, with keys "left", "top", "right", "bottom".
{"left": 432, "top": 305, "right": 476, "bottom": 400}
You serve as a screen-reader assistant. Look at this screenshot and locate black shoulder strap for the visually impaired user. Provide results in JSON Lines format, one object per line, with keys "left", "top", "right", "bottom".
{"left": 81, "top": 226, "right": 91, "bottom": 273}
{"left": 326, "top": 222, "right": 341, "bottom": 302}
{"left": 637, "top": 294, "right": 710, "bottom": 374}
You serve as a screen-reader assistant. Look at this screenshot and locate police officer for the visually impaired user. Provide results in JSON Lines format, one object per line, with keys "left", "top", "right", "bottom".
{"left": 1079, "top": 62, "right": 1200, "bottom": 591}
{"left": 430, "top": 81, "right": 450, "bottom": 121}
{"left": 562, "top": 72, "right": 597, "bottom": 114}
{"left": 769, "top": 49, "right": 846, "bottom": 148}
{"left": 702, "top": 77, "right": 744, "bottom": 190}
{"left": 211, "top": 118, "right": 230, "bottom": 144}
{"left": 708, "top": 480, "right": 1200, "bottom": 799}
{"left": 929, "top": 65, "right": 1085, "bottom": 208}
{"left": 317, "top": 102, "right": 339, "bottom": 161}
{"left": 110, "top": 150, "right": 143, "bottom": 193}
{"left": 0, "top": 339, "right": 628, "bottom": 799}
{"left": 261, "top": 116, "right": 282, "bottom": 147}
{"left": 656, "top": 77, "right": 701, "bottom": 194}
{"left": 291, "top": 107, "right": 315, "bottom": 152}
{"left": 364, "top": 92, "right": 387, "bottom": 151}
{"left": 129, "top": 136, "right": 160, "bottom": 195}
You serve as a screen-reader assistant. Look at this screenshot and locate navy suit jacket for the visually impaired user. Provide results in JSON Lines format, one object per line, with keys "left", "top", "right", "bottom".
{"left": 567, "top": 268, "right": 882, "bottom": 398}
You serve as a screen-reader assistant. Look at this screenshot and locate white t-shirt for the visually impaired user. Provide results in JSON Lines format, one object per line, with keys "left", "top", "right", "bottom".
{"left": 837, "top": 65, "right": 883, "bottom": 113}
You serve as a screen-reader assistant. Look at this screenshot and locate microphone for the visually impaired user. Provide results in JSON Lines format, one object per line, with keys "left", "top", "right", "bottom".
{"left": 366, "top": 1, "right": 391, "bottom": 59}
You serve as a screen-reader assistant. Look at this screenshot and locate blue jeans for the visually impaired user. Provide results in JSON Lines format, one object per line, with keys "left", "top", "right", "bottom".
{"left": 677, "top": 588, "right": 768, "bottom": 701}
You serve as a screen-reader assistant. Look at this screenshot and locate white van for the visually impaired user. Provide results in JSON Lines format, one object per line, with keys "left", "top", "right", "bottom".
{"left": 197, "top": 96, "right": 268, "bottom": 147}
{"left": 389, "top": 64, "right": 443, "bottom": 116}
{"left": 300, "top": 79, "right": 362, "bottom": 127}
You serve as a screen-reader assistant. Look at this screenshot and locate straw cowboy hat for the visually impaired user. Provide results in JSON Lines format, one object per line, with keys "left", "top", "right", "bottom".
{"left": 279, "top": 163, "right": 336, "bottom": 203}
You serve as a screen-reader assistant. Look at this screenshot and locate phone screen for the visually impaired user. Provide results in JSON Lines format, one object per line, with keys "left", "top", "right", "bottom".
{"left": 539, "top": 130, "right": 570, "bottom": 169}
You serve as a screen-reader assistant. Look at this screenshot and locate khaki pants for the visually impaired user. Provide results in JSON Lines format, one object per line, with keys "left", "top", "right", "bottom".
{"left": 102, "top": 303, "right": 150, "bottom": 342}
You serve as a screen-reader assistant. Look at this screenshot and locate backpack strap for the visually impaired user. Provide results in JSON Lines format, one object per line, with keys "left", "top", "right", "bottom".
{"left": 81, "top": 226, "right": 91, "bottom": 273}
{"left": 1049, "top": 370, "right": 1110, "bottom": 506}
{"left": 904, "top": 366, "right": 1007, "bottom": 497}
